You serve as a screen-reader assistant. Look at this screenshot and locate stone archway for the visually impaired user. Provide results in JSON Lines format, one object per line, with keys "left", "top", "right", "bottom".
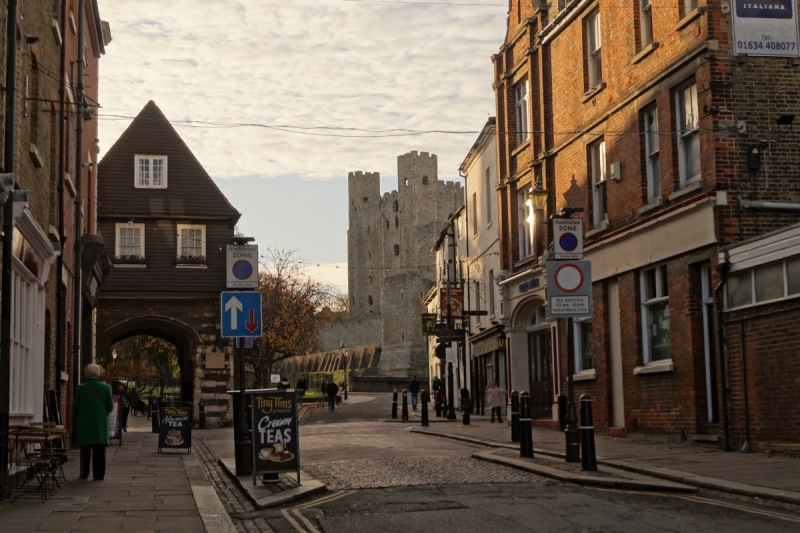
{"left": 98, "top": 315, "right": 201, "bottom": 405}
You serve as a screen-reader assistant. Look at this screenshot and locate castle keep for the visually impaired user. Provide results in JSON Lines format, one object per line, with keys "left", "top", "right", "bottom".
{"left": 346, "top": 151, "right": 463, "bottom": 377}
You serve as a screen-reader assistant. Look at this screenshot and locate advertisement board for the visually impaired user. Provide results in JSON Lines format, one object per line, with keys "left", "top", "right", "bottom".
{"left": 249, "top": 390, "right": 301, "bottom": 485}
{"left": 439, "top": 287, "right": 464, "bottom": 319}
{"left": 733, "top": 0, "right": 800, "bottom": 56}
{"left": 158, "top": 404, "right": 192, "bottom": 453}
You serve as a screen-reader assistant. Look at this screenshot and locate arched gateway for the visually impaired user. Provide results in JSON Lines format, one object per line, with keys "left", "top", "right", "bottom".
{"left": 95, "top": 101, "right": 242, "bottom": 427}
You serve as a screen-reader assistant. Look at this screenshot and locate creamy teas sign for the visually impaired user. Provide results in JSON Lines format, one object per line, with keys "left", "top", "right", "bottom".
{"left": 249, "top": 390, "right": 300, "bottom": 484}
{"left": 733, "top": 0, "right": 800, "bottom": 56}
{"left": 157, "top": 404, "right": 192, "bottom": 453}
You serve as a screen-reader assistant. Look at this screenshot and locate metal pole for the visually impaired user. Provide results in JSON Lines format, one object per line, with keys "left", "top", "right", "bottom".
{"left": 519, "top": 391, "right": 533, "bottom": 457}
{"left": 510, "top": 391, "right": 520, "bottom": 443}
{"left": 391, "top": 389, "right": 398, "bottom": 419}
{"left": 72, "top": 0, "right": 87, "bottom": 402}
{"left": 401, "top": 389, "right": 409, "bottom": 421}
{"left": 0, "top": 0, "right": 18, "bottom": 498}
{"left": 564, "top": 318, "right": 580, "bottom": 462}
{"left": 235, "top": 341, "right": 252, "bottom": 475}
{"left": 580, "top": 394, "right": 597, "bottom": 471}
{"left": 420, "top": 389, "right": 429, "bottom": 426}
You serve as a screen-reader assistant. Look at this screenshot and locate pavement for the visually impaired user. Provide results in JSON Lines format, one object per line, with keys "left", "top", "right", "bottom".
{"left": 406, "top": 410, "right": 800, "bottom": 504}
{"left": 0, "top": 413, "right": 236, "bottom": 532}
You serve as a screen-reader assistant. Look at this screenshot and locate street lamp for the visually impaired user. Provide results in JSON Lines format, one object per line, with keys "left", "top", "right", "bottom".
{"left": 527, "top": 175, "right": 549, "bottom": 212}
{"left": 111, "top": 349, "right": 117, "bottom": 380}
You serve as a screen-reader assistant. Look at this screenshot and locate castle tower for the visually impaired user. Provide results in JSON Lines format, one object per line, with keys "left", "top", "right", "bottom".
{"left": 347, "top": 171, "right": 381, "bottom": 317}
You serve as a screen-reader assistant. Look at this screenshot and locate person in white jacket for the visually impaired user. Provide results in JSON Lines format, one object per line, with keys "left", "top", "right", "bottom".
{"left": 485, "top": 380, "right": 507, "bottom": 423}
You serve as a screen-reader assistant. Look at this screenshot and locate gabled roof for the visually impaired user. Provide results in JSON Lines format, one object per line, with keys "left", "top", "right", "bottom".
{"left": 98, "top": 101, "right": 241, "bottom": 222}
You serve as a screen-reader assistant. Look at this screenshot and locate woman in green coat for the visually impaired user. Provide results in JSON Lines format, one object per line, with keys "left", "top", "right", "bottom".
{"left": 72, "top": 363, "right": 114, "bottom": 480}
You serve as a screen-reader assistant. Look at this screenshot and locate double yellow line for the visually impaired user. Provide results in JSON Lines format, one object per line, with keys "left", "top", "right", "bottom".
{"left": 281, "top": 490, "right": 355, "bottom": 533}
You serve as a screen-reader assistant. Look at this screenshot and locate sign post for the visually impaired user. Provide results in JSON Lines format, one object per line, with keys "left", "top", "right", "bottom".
{"left": 249, "top": 389, "right": 300, "bottom": 485}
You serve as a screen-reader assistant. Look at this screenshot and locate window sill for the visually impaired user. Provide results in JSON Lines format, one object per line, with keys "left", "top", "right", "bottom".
{"left": 724, "top": 292, "right": 800, "bottom": 313}
{"left": 668, "top": 180, "right": 703, "bottom": 201}
{"left": 29, "top": 144, "right": 44, "bottom": 168}
{"left": 581, "top": 82, "right": 607, "bottom": 103}
{"left": 633, "top": 361, "right": 674, "bottom": 375}
{"left": 176, "top": 263, "right": 208, "bottom": 269}
{"left": 585, "top": 221, "right": 609, "bottom": 239}
{"left": 631, "top": 42, "right": 659, "bottom": 65}
{"left": 573, "top": 369, "right": 597, "bottom": 381}
{"left": 637, "top": 197, "right": 665, "bottom": 215}
{"left": 113, "top": 263, "right": 146, "bottom": 269}
{"left": 675, "top": 7, "right": 704, "bottom": 32}
{"left": 513, "top": 255, "right": 539, "bottom": 270}
{"left": 511, "top": 138, "right": 531, "bottom": 157}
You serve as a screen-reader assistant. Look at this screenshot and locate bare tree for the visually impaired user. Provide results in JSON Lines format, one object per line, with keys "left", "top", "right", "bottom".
{"left": 250, "top": 248, "right": 339, "bottom": 386}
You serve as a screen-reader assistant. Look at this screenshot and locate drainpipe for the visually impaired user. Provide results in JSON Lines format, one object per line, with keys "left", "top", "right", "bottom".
{"left": 0, "top": 0, "right": 19, "bottom": 498}
{"left": 740, "top": 322, "right": 751, "bottom": 453}
{"left": 54, "top": 0, "right": 67, "bottom": 415}
{"left": 459, "top": 170, "right": 470, "bottom": 398}
{"left": 714, "top": 252, "right": 732, "bottom": 451}
{"left": 72, "top": 0, "right": 86, "bottom": 392}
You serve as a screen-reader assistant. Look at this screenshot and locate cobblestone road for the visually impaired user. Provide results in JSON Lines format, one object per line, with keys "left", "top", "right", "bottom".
{"left": 302, "top": 456, "right": 542, "bottom": 490}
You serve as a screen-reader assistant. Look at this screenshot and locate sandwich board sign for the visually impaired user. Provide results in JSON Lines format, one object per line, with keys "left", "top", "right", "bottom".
{"left": 546, "top": 260, "right": 592, "bottom": 318}
{"left": 553, "top": 218, "right": 583, "bottom": 260}
{"left": 227, "top": 245, "right": 259, "bottom": 288}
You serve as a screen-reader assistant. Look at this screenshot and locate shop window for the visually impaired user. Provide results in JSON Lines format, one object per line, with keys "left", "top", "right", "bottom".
{"left": 726, "top": 257, "right": 800, "bottom": 309}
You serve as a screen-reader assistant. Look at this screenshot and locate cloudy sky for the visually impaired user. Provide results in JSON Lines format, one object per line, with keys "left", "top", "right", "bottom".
{"left": 98, "top": 0, "right": 507, "bottom": 291}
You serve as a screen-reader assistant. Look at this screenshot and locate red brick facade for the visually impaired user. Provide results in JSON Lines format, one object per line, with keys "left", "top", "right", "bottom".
{"left": 494, "top": 1, "right": 800, "bottom": 450}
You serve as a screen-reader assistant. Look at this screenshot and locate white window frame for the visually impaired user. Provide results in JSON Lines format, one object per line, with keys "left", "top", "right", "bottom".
{"left": 590, "top": 139, "right": 607, "bottom": 227}
{"left": 115, "top": 222, "right": 145, "bottom": 258}
{"left": 573, "top": 317, "right": 594, "bottom": 372}
{"left": 640, "top": 265, "right": 671, "bottom": 364}
{"left": 675, "top": 83, "right": 701, "bottom": 187}
{"left": 517, "top": 188, "right": 534, "bottom": 260}
{"left": 9, "top": 267, "right": 43, "bottom": 418}
{"left": 485, "top": 167, "right": 492, "bottom": 227}
{"left": 640, "top": 0, "right": 654, "bottom": 48}
{"left": 684, "top": 0, "right": 699, "bottom": 16}
{"left": 725, "top": 257, "right": 800, "bottom": 309}
{"left": 177, "top": 224, "right": 206, "bottom": 259}
{"left": 643, "top": 107, "right": 661, "bottom": 202}
{"left": 514, "top": 80, "right": 530, "bottom": 146}
{"left": 134, "top": 154, "right": 168, "bottom": 189}
{"left": 586, "top": 11, "right": 603, "bottom": 89}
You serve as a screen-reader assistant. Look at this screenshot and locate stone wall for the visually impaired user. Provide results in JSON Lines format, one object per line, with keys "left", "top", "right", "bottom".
{"left": 317, "top": 313, "right": 382, "bottom": 353}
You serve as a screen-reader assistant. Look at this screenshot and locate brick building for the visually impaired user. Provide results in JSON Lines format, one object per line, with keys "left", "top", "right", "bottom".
{"left": 0, "top": 0, "right": 111, "bottom": 479}
{"left": 492, "top": 0, "right": 800, "bottom": 450}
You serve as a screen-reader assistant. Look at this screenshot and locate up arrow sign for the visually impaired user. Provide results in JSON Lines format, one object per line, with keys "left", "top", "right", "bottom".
{"left": 221, "top": 291, "right": 262, "bottom": 338}
{"left": 224, "top": 296, "right": 243, "bottom": 330}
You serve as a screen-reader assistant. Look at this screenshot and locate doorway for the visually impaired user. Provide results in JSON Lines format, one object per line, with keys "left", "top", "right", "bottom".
{"left": 528, "top": 329, "right": 553, "bottom": 419}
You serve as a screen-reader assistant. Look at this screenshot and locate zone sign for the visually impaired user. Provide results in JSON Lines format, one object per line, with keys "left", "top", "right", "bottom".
{"left": 553, "top": 218, "right": 583, "bottom": 260}
{"left": 226, "top": 245, "right": 259, "bottom": 289}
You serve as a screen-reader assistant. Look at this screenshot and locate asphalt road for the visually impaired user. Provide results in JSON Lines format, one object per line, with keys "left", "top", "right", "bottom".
{"left": 233, "top": 394, "right": 800, "bottom": 532}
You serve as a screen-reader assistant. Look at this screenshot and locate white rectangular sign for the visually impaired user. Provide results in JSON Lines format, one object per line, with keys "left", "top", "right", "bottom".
{"left": 553, "top": 218, "right": 584, "bottom": 259}
{"left": 226, "top": 245, "right": 259, "bottom": 288}
{"left": 549, "top": 296, "right": 591, "bottom": 316}
{"left": 733, "top": 0, "right": 800, "bottom": 56}
{"left": 445, "top": 346, "right": 458, "bottom": 363}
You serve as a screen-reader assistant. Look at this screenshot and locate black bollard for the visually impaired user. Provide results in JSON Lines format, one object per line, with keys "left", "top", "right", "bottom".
{"left": 391, "top": 389, "right": 398, "bottom": 419}
{"left": 199, "top": 399, "right": 206, "bottom": 430}
{"left": 519, "top": 391, "right": 534, "bottom": 458}
{"left": 402, "top": 389, "right": 409, "bottom": 421}
{"left": 421, "top": 389, "right": 429, "bottom": 426}
{"left": 460, "top": 388, "right": 471, "bottom": 425}
{"left": 510, "top": 391, "right": 520, "bottom": 443}
{"left": 565, "top": 398, "right": 580, "bottom": 463}
{"left": 435, "top": 389, "right": 442, "bottom": 417}
{"left": 580, "top": 394, "right": 598, "bottom": 471}
{"left": 558, "top": 394, "right": 568, "bottom": 431}
{"left": 151, "top": 397, "right": 160, "bottom": 433}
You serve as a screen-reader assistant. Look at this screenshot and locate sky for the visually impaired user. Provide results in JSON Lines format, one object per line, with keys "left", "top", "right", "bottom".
{"left": 98, "top": 0, "right": 508, "bottom": 292}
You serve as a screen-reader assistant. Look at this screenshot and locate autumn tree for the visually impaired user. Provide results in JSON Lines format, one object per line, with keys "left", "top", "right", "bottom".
{"left": 112, "top": 335, "right": 180, "bottom": 396}
{"left": 250, "top": 248, "right": 341, "bottom": 386}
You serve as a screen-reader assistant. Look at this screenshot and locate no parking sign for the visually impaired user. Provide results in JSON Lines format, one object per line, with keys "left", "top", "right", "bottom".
{"left": 553, "top": 218, "right": 583, "bottom": 260}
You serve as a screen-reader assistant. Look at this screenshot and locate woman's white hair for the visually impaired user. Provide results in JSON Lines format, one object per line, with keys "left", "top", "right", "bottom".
{"left": 84, "top": 363, "right": 103, "bottom": 378}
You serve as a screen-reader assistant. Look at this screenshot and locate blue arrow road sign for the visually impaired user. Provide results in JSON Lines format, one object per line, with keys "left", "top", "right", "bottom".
{"left": 221, "top": 292, "right": 262, "bottom": 338}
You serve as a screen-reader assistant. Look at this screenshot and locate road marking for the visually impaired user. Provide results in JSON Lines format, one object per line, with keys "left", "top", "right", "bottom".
{"left": 282, "top": 490, "right": 355, "bottom": 533}
{"left": 679, "top": 495, "right": 800, "bottom": 524}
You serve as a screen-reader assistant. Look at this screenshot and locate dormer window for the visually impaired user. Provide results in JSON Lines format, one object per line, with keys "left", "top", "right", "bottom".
{"left": 135, "top": 155, "right": 168, "bottom": 188}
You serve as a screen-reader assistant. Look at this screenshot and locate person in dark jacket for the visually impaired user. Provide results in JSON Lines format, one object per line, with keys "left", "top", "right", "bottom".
{"left": 408, "top": 376, "right": 420, "bottom": 411}
{"left": 326, "top": 380, "right": 339, "bottom": 412}
{"left": 73, "top": 364, "right": 114, "bottom": 480}
{"left": 296, "top": 376, "right": 307, "bottom": 402}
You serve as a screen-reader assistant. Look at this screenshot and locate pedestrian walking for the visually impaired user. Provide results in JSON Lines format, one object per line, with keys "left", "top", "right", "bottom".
{"left": 486, "top": 380, "right": 507, "bottom": 423}
{"left": 118, "top": 385, "right": 130, "bottom": 432}
{"left": 408, "top": 375, "right": 420, "bottom": 411}
{"left": 73, "top": 364, "right": 114, "bottom": 480}
{"left": 326, "top": 380, "right": 339, "bottom": 412}
{"left": 129, "top": 389, "right": 140, "bottom": 416}
{"left": 296, "top": 376, "right": 307, "bottom": 402}
{"left": 432, "top": 375, "right": 441, "bottom": 392}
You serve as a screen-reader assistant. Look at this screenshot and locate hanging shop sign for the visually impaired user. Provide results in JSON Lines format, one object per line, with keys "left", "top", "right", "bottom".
{"left": 439, "top": 287, "right": 464, "bottom": 319}
{"left": 732, "top": 0, "right": 800, "bottom": 57}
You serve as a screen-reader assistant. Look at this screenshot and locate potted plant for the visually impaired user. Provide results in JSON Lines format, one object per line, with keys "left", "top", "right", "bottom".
{"left": 113, "top": 254, "right": 146, "bottom": 264}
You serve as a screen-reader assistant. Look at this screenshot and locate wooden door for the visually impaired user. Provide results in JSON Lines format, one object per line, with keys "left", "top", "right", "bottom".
{"left": 528, "top": 330, "right": 553, "bottom": 419}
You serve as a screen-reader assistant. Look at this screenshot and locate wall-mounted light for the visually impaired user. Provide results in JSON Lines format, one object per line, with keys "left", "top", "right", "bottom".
{"left": 528, "top": 176, "right": 549, "bottom": 212}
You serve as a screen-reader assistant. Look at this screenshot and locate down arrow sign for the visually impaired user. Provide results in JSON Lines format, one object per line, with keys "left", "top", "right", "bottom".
{"left": 245, "top": 309, "right": 259, "bottom": 333}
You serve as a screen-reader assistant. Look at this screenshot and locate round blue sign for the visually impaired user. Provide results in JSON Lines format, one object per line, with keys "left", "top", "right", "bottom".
{"left": 559, "top": 233, "right": 579, "bottom": 252}
{"left": 232, "top": 259, "right": 254, "bottom": 280}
